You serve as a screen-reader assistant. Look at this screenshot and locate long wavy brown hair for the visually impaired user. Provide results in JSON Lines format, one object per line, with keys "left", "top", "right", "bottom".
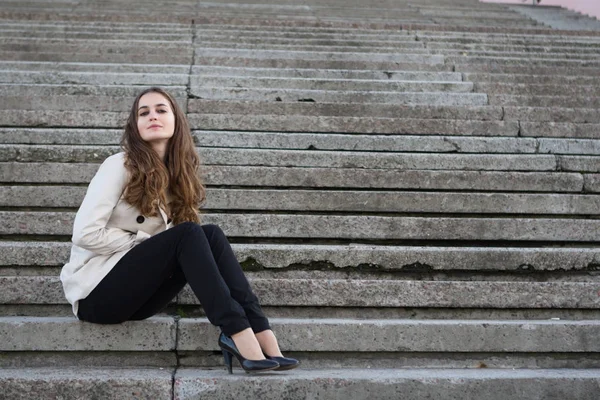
{"left": 120, "top": 87, "right": 205, "bottom": 224}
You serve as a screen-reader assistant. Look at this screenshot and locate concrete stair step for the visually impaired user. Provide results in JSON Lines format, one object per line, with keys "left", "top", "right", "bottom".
{"left": 464, "top": 73, "right": 600, "bottom": 85}
{"left": 0, "top": 162, "right": 586, "bottom": 192}
{"left": 427, "top": 42, "right": 600, "bottom": 54}
{"left": 476, "top": 82, "right": 600, "bottom": 96}
{"left": 520, "top": 122, "right": 600, "bottom": 140}
{"left": 455, "top": 62, "right": 600, "bottom": 75}
{"left": 0, "top": 145, "right": 560, "bottom": 171}
{"left": 2, "top": 242, "right": 599, "bottom": 272}
{"left": 0, "top": 71, "right": 189, "bottom": 86}
{"left": 193, "top": 35, "right": 423, "bottom": 48}
{"left": 0, "top": 51, "right": 192, "bottom": 64}
{"left": 191, "top": 76, "right": 474, "bottom": 92}
{"left": 190, "top": 66, "right": 463, "bottom": 81}
{"left": 194, "top": 48, "right": 443, "bottom": 64}
{"left": 0, "top": 84, "right": 188, "bottom": 97}
{"left": 171, "top": 368, "right": 600, "bottom": 400}
{"left": 194, "top": 42, "right": 432, "bottom": 54}
{"left": 115, "top": 102, "right": 505, "bottom": 119}
{"left": 2, "top": 367, "right": 600, "bottom": 400}
{"left": 432, "top": 49, "right": 600, "bottom": 61}
{"left": 2, "top": 186, "right": 599, "bottom": 215}
{"left": 3, "top": 275, "right": 599, "bottom": 310}
{"left": 188, "top": 88, "right": 486, "bottom": 105}
{"left": 0, "top": 61, "right": 459, "bottom": 80}
{"left": 0, "top": 60, "right": 191, "bottom": 73}
{"left": 195, "top": 56, "right": 454, "bottom": 71}
{"left": 415, "top": 32, "right": 600, "bottom": 46}
{"left": 194, "top": 28, "right": 419, "bottom": 41}
{"left": 0, "top": 21, "right": 192, "bottom": 33}
{"left": 2, "top": 212, "right": 598, "bottom": 241}
{"left": 1, "top": 112, "right": 517, "bottom": 133}
{"left": 448, "top": 55, "right": 600, "bottom": 67}
{"left": 0, "top": 368, "right": 172, "bottom": 400}
{"left": 188, "top": 115, "right": 509, "bottom": 137}
{"left": 4, "top": 128, "right": 598, "bottom": 155}
{"left": 0, "top": 31, "right": 191, "bottom": 40}
{"left": 490, "top": 95, "right": 600, "bottom": 110}
{"left": 0, "top": 43, "right": 191, "bottom": 56}
{"left": 3, "top": 316, "right": 599, "bottom": 353}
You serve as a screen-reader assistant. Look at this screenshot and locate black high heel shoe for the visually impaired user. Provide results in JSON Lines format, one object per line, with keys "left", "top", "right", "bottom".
{"left": 265, "top": 354, "right": 300, "bottom": 371}
{"left": 218, "top": 333, "right": 279, "bottom": 374}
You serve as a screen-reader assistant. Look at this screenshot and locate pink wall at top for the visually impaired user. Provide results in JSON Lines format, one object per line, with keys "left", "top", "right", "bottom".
{"left": 481, "top": 0, "right": 600, "bottom": 20}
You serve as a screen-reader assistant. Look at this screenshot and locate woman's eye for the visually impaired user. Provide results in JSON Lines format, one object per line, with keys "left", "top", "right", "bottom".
{"left": 158, "top": 109, "right": 167, "bottom": 113}
{"left": 139, "top": 112, "right": 148, "bottom": 116}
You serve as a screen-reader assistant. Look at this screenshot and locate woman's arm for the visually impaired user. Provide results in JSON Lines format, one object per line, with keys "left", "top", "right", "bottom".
{"left": 71, "top": 153, "right": 140, "bottom": 255}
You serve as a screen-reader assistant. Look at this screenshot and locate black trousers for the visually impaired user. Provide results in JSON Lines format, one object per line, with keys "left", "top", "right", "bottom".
{"left": 77, "top": 222, "right": 270, "bottom": 336}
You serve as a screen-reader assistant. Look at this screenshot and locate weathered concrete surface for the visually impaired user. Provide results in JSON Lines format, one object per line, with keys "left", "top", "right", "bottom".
{"left": 454, "top": 64, "right": 600, "bottom": 76}
{"left": 186, "top": 102, "right": 502, "bottom": 119}
{"left": 2, "top": 241, "right": 599, "bottom": 272}
{"left": 190, "top": 66, "right": 462, "bottom": 81}
{"left": 177, "top": 279, "right": 600, "bottom": 309}
{"left": 0, "top": 368, "right": 173, "bottom": 400}
{"left": 560, "top": 156, "right": 600, "bottom": 173}
{"left": 3, "top": 128, "right": 538, "bottom": 153}
{"left": 189, "top": 88, "right": 487, "bottom": 106}
{"left": 0, "top": 351, "right": 177, "bottom": 368}
{"left": 447, "top": 55, "right": 600, "bottom": 68}
{"left": 189, "top": 115, "right": 515, "bottom": 136}
{"left": 174, "top": 368, "right": 600, "bottom": 400}
{"left": 192, "top": 76, "right": 474, "bottom": 92}
{"left": 195, "top": 48, "right": 444, "bottom": 64}
{"left": 192, "top": 131, "right": 535, "bottom": 152}
{"left": 195, "top": 56, "right": 453, "bottom": 71}
{"left": 3, "top": 186, "right": 600, "bottom": 215}
{"left": 520, "top": 122, "right": 600, "bottom": 139}
{"left": 0, "top": 61, "right": 190, "bottom": 73}
{"left": 491, "top": 95, "right": 600, "bottom": 109}
{"left": 503, "top": 107, "right": 600, "bottom": 123}
{"left": 3, "top": 212, "right": 600, "bottom": 241}
{"left": 538, "top": 138, "right": 600, "bottom": 155}
{"left": 439, "top": 49, "right": 600, "bottom": 61}
{"left": 585, "top": 174, "right": 600, "bottom": 193}
{"left": 0, "top": 71, "right": 189, "bottom": 86}
{"left": 3, "top": 276, "right": 600, "bottom": 309}
{"left": 0, "top": 128, "right": 122, "bottom": 145}
{"left": 0, "top": 162, "right": 584, "bottom": 192}
{"left": 177, "top": 318, "right": 600, "bottom": 352}
{"left": 0, "top": 145, "right": 560, "bottom": 171}
{"left": 0, "top": 84, "right": 187, "bottom": 97}
{"left": 476, "top": 82, "right": 600, "bottom": 97}
{"left": 466, "top": 73, "right": 600, "bottom": 86}
{"left": 0, "top": 316, "right": 176, "bottom": 351}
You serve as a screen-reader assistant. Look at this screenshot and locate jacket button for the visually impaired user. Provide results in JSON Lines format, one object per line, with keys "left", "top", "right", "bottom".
{"left": 136, "top": 216, "right": 145, "bottom": 224}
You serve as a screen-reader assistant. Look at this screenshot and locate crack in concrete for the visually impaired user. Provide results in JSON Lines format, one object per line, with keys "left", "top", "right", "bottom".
{"left": 185, "top": 19, "right": 197, "bottom": 114}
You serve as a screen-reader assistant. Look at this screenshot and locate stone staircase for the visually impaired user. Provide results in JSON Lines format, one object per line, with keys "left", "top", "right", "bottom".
{"left": 1, "top": 0, "right": 600, "bottom": 398}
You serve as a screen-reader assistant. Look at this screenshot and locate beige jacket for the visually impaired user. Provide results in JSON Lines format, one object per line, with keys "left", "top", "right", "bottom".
{"left": 60, "top": 152, "right": 173, "bottom": 317}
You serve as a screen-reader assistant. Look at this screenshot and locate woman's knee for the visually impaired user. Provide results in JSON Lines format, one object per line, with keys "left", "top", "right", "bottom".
{"left": 176, "top": 221, "right": 204, "bottom": 236}
{"left": 201, "top": 224, "right": 227, "bottom": 240}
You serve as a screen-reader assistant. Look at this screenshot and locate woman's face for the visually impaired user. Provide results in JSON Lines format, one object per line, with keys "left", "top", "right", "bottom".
{"left": 137, "top": 92, "right": 175, "bottom": 145}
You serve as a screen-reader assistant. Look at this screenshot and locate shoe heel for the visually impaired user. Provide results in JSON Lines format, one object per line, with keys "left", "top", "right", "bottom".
{"left": 222, "top": 349, "right": 233, "bottom": 374}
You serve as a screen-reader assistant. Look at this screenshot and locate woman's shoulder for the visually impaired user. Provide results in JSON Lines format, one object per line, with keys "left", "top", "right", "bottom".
{"left": 99, "top": 152, "right": 127, "bottom": 171}
{"left": 93, "top": 152, "right": 129, "bottom": 182}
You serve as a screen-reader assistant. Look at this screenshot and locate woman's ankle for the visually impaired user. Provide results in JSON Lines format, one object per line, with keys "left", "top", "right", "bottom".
{"left": 231, "top": 328, "right": 266, "bottom": 360}
{"left": 255, "top": 329, "right": 284, "bottom": 358}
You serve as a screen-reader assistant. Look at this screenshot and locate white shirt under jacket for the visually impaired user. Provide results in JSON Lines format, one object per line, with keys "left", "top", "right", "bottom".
{"left": 60, "top": 152, "right": 174, "bottom": 318}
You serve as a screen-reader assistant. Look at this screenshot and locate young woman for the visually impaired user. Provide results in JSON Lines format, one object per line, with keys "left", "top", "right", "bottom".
{"left": 60, "top": 87, "right": 298, "bottom": 373}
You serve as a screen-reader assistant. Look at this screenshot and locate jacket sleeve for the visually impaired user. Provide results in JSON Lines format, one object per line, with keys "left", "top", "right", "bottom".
{"left": 71, "top": 153, "right": 140, "bottom": 255}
